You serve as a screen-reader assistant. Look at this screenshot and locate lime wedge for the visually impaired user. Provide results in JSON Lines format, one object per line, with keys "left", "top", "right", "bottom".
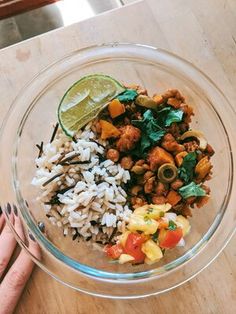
{"left": 58, "top": 74, "right": 125, "bottom": 137}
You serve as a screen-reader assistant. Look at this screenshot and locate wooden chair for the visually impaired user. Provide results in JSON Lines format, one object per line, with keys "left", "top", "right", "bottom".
{"left": 0, "top": 0, "right": 61, "bottom": 19}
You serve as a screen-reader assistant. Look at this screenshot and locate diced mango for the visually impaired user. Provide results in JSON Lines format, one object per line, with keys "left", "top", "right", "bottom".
{"left": 134, "top": 203, "right": 172, "bottom": 219}
{"left": 144, "top": 257, "right": 158, "bottom": 265}
{"left": 127, "top": 214, "right": 158, "bottom": 235}
{"left": 119, "top": 231, "right": 131, "bottom": 247}
{"left": 119, "top": 254, "right": 135, "bottom": 264}
{"left": 176, "top": 215, "right": 191, "bottom": 236}
{"left": 141, "top": 239, "right": 163, "bottom": 262}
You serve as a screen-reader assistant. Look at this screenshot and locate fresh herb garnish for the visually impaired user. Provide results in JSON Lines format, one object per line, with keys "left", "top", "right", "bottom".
{"left": 132, "top": 110, "right": 166, "bottom": 154}
{"left": 168, "top": 220, "right": 177, "bottom": 230}
{"left": 117, "top": 89, "right": 138, "bottom": 102}
{"left": 147, "top": 207, "right": 154, "bottom": 213}
{"left": 178, "top": 182, "right": 206, "bottom": 199}
{"left": 156, "top": 106, "right": 184, "bottom": 127}
{"left": 152, "top": 231, "right": 159, "bottom": 242}
{"left": 178, "top": 152, "right": 197, "bottom": 183}
{"left": 131, "top": 107, "right": 184, "bottom": 155}
{"left": 144, "top": 215, "right": 152, "bottom": 224}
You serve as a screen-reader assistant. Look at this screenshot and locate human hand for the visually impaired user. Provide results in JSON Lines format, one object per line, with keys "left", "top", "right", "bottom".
{"left": 0, "top": 205, "right": 40, "bottom": 314}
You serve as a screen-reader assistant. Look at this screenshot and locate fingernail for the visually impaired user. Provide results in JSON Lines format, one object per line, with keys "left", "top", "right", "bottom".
{"left": 38, "top": 221, "right": 45, "bottom": 233}
{"left": 25, "top": 200, "right": 29, "bottom": 208}
{"left": 29, "top": 232, "right": 35, "bottom": 242}
{"left": 6, "top": 203, "right": 11, "bottom": 215}
{"left": 13, "top": 205, "right": 18, "bottom": 216}
{"left": 0, "top": 206, "right": 2, "bottom": 216}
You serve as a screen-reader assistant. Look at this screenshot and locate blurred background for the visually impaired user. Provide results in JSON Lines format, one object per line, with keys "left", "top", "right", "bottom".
{"left": 0, "top": 0, "right": 127, "bottom": 49}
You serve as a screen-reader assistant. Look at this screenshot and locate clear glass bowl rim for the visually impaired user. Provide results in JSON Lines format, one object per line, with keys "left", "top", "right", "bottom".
{"left": 1, "top": 42, "right": 236, "bottom": 297}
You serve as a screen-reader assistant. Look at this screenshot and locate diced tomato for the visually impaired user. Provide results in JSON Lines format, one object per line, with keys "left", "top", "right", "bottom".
{"left": 158, "top": 228, "right": 183, "bottom": 249}
{"left": 104, "top": 243, "right": 123, "bottom": 259}
{"left": 124, "top": 233, "right": 146, "bottom": 263}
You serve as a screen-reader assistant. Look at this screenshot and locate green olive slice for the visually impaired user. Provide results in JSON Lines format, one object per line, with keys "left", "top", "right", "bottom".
{"left": 158, "top": 163, "right": 178, "bottom": 183}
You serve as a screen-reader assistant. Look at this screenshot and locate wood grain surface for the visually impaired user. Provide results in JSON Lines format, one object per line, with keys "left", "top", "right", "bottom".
{"left": 0, "top": 0, "right": 235, "bottom": 313}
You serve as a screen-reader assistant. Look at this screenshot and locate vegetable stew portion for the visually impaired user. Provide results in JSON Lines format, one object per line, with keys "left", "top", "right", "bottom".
{"left": 95, "top": 85, "right": 214, "bottom": 217}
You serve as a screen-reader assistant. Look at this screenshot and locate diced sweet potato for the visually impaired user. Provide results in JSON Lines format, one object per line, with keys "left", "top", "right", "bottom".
{"left": 148, "top": 146, "right": 174, "bottom": 171}
{"left": 166, "top": 190, "right": 182, "bottom": 206}
{"left": 108, "top": 99, "right": 125, "bottom": 118}
{"left": 99, "top": 120, "right": 121, "bottom": 140}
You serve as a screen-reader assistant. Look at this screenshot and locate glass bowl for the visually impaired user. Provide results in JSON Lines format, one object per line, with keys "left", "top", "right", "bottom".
{"left": 0, "top": 43, "right": 236, "bottom": 298}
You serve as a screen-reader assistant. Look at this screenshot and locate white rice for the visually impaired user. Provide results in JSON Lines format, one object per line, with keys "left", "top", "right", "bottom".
{"left": 32, "top": 123, "right": 132, "bottom": 242}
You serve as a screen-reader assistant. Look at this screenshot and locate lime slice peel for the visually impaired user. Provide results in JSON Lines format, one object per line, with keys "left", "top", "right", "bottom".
{"left": 58, "top": 74, "right": 125, "bottom": 137}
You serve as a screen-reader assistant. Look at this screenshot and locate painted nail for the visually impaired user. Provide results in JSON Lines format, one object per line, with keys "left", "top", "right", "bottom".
{"left": 29, "top": 232, "right": 35, "bottom": 242}
{"left": 38, "top": 221, "right": 45, "bottom": 233}
{"left": 13, "top": 205, "right": 18, "bottom": 216}
{"left": 0, "top": 206, "right": 2, "bottom": 216}
{"left": 6, "top": 203, "right": 11, "bottom": 215}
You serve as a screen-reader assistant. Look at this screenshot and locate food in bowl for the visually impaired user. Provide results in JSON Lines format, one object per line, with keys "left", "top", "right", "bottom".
{"left": 32, "top": 74, "right": 214, "bottom": 265}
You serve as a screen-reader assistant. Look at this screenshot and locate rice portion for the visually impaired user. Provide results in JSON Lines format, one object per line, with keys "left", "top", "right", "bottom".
{"left": 32, "top": 123, "right": 132, "bottom": 242}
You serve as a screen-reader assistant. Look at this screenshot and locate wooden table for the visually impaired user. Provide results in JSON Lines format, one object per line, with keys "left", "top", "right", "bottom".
{"left": 0, "top": 0, "right": 235, "bottom": 313}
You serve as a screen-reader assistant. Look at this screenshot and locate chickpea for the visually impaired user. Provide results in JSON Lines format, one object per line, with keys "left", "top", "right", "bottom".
{"left": 106, "top": 149, "right": 120, "bottom": 162}
{"left": 120, "top": 156, "right": 134, "bottom": 170}
{"left": 135, "top": 159, "right": 145, "bottom": 166}
{"left": 143, "top": 163, "right": 150, "bottom": 170}
{"left": 131, "top": 185, "right": 142, "bottom": 196}
{"left": 95, "top": 121, "right": 101, "bottom": 133}
{"left": 155, "top": 182, "right": 166, "bottom": 196}
{"left": 144, "top": 177, "right": 155, "bottom": 194}
{"left": 205, "top": 144, "right": 215, "bottom": 156}
{"left": 137, "top": 88, "right": 148, "bottom": 95}
{"left": 143, "top": 171, "right": 154, "bottom": 182}
{"left": 130, "top": 197, "right": 146, "bottom": 207}
{"left": 131, "top": 165, "right": 145, "bottom": 175}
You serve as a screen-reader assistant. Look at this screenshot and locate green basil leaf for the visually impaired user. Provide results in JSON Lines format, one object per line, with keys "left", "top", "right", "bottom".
{"left": 117, "top": 89, "right": 138, "bottom": 102}
{"left": 152, "top": 231, "right": 159, "bottom": 242}
{"left": 168, "top": 220, "right": 177, "bottom": 230}
{"left": 132, "top": 110, "right": 166, "bottom": 154}
{"left": 165, "top": 109, "right": 184, "bottom": 126}
{"left": 178, "top": 152, "right": 197, "bottom": 183}
{"left": 156, "top": 106, "right": 183, "bottom": 127}
{"left": 140, "top": 133, "right": 152, "bottom": 152}
{"left": 178, "top": 182, "right": 206, "bottom": 199}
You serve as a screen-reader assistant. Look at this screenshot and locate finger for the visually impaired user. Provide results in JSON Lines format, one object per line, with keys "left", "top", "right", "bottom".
{"left": 0, "top": 205, "right": 16, "bottom": 279}
{"left": 12, "top": 205, "right": 25, "bottom": 242}
{"left": 28, "top": 232, "right": 41, "bottom": 260}
{"left": 0, "top": 248, "right": 35, "bottom": 314}
{"left": 0, "top": 206, "right": 5, "bottom": 232}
